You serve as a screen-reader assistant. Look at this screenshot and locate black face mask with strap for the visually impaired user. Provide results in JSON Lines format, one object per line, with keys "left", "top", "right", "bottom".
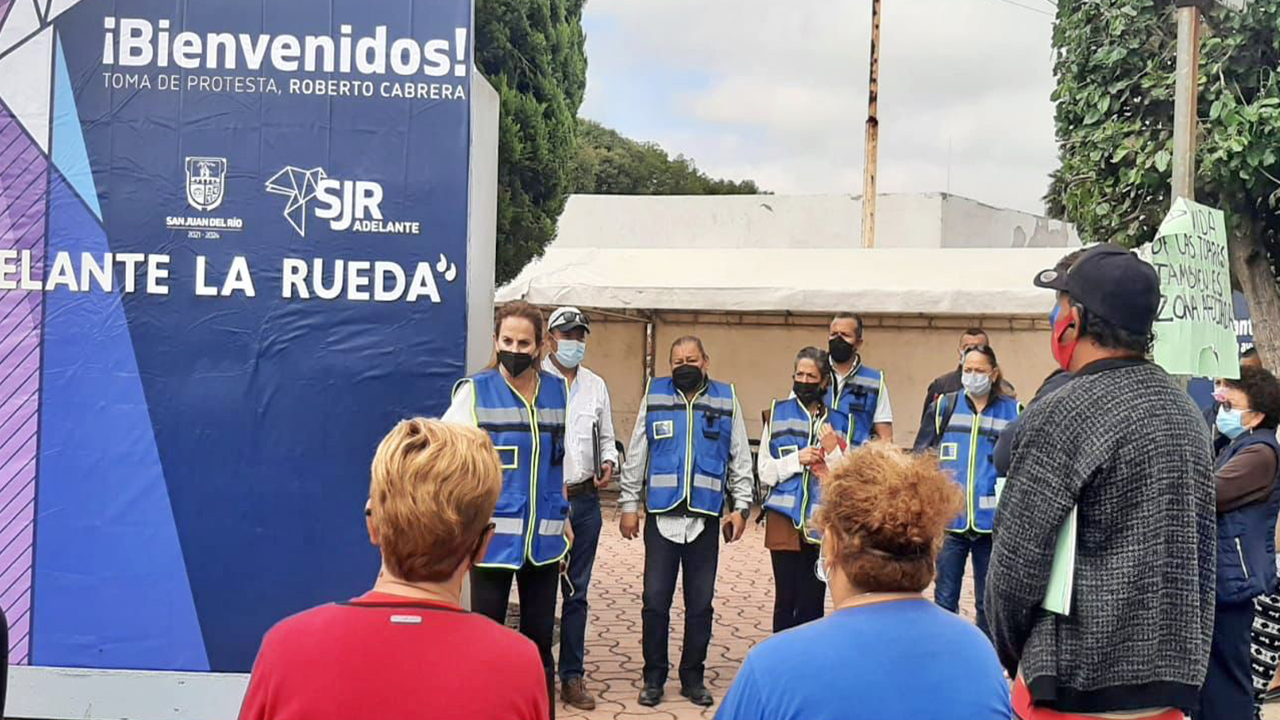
{"left": 828, "top": 336, "right": 855, "bottom": 364}
{"left": 673, "top": 364, "right": 705, "bottom": 393}
{"left": 793, "top": 381, "right": 824, "bottom": 406}
{"left": 498, "top": 350, "right": 534, "bottom": 377}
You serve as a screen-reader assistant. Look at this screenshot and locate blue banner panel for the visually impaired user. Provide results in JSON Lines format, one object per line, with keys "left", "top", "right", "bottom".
{"left": 0, "top": 0, "right": 472, "bottom": 672}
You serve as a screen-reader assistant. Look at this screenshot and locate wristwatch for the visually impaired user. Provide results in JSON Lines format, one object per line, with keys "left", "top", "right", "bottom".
{"left": 737, "top": 508, "right": 750, "bottom": 521}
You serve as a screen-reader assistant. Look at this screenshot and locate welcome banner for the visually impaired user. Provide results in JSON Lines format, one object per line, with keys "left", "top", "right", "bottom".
{"left": 0, "top": 0, "right": 471, "bottom": 671}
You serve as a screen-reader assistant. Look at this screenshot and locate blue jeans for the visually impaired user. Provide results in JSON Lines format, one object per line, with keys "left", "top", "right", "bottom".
{"left": 558, "top": 490, "right": 602, "bottom": 682}
{"left": 934, "top": 531, "right": 992, "bottom": 638}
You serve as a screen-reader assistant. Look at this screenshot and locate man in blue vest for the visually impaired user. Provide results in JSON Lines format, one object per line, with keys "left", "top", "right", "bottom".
{"left": 619, "top": 336, "right": 754, "bottom": 709}
{"left": 826, "top": 312, "right": 893, "bottom": 445}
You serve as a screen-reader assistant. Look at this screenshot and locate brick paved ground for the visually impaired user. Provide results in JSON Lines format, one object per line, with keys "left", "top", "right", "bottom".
{"left": 543, "top": 506, "right": 1280, "bottom": 719}
{"left": 548, "top": 507, "right": 983, "bottom": 719}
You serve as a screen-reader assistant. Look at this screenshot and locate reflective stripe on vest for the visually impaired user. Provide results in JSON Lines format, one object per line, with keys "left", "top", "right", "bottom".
{"left": 762, "top": 397, "right": 853, "bottom": 544}
{"left": 827, "top": 364, "right": 882, "bottom": 447}
{"left": 935, "top": 391, "right": 1020, "bottom": 534}
{"left": 644, "top": 377, "right": 737, "bottom": 516}
{"left": 467, "top": 369, "right": 570, "bottom": 569}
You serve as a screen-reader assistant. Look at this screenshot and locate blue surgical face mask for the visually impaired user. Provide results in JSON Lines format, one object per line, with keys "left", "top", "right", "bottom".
{"left": 1216, "top": 406, "right": 1249, "bottom": 440}
{"left": 1049, "top": 304, "right": 1061, "bottom": 326}
{"left": 555, "top": 339, "right": 586, "bottom": 368}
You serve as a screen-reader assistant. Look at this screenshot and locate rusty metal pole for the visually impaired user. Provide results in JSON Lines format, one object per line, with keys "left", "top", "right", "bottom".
{"left": 1170, "top": 1, "right": 1203, "bottom": 391}
{"left": 1171, "top": 2, "right": 1201, "bottom": 202}
{"left": 861, "top": 0, "right": 881, "bottom": 249}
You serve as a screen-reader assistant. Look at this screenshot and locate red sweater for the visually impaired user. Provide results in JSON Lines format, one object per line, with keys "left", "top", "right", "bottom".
{"left": 238, "top": 591, "right": 548, "bottom": 720}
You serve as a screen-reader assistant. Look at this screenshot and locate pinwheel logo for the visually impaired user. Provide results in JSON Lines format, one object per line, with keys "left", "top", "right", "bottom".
{"left": 264, "top": 166, "right": 327, "bottom": 237}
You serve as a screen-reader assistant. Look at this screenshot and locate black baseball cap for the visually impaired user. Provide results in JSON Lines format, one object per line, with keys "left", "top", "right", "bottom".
{"left": 1033, "top": 244, "right": 1160, "bottom": 335}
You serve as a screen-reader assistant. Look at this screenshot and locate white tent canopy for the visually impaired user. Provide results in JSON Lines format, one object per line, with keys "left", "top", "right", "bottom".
{"left": 497, "top": 246, "right": 1070, "bottom": 317}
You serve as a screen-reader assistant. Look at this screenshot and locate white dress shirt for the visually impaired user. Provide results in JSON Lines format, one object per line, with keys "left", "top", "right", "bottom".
{"left": 619, "top": 386, "right": 754, "bottom": 544}
{"left": 442, "top": 380, "right": 479, "bottom": 425}
{"left": 757, "top": 408, "right": 848, "bottom": 489}
{"left": 832, "top": 357, "right": 894, "bottom": 425}
{"left": 541, "top": 358, "right": 619, "bottom": 485}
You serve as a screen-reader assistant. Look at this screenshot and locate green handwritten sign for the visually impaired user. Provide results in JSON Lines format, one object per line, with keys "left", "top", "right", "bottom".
{"left": 1147, "top": 198, "right": 1239, "bottom": 379}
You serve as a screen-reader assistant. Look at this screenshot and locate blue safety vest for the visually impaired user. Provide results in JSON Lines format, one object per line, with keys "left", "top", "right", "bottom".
{"left": 934, "top": 391, "right": 1021, "bottom": 533}
{"left": 644, "top": 377, "right": 736, "bottom": 516}
{"left": 762, "top": 397, "right": 852, "bottom": 544}
{"left": 826, "top": 363, "right": 883, "bottom": 446}
{"left": 459, "top": 369, "right": 569, "bottom": 570}
{"left": 1215, "top": 430, "right": 1280, "bottom": 603}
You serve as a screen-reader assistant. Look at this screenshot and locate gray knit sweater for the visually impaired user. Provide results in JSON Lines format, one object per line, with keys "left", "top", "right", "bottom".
{"left": 986, "top": 358, "right": 1216, "bottom": 714}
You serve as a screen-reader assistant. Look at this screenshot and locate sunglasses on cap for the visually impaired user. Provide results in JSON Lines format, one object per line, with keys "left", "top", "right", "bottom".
{"left": 552, "top": 311, "right": 589, "bottom": 329}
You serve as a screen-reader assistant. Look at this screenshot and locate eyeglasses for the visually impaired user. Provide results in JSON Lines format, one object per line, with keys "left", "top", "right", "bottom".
{"left": 1214, "top": 392, "right": 1256, "bottom": 414}
{"left": 814, "top": 549, "right": 830, "bottom": 584}
{"left": 465, "top": 522, "right": 496, "bottom": 567}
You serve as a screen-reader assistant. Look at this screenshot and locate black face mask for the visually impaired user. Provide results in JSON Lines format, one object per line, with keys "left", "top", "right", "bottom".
{"left": 498, "top": 350, "right": 534, "bottom": 377}
{"left": 828, "top": 336, "right": 855, "bottom": 364}
{"left": 793, "top": 381, "right": 824, "bottom": 406}
{"left": 672, "top": 364, "right": 705, "bottom": 393}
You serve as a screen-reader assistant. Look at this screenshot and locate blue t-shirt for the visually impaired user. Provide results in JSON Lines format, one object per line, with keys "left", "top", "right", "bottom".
{"left": 716, "top": 598, "right": 1011, "bottom": 720}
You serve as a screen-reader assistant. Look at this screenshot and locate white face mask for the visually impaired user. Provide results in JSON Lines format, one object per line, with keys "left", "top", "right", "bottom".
{"left": 962, "top": 371, "right": 992, "bottom": 398}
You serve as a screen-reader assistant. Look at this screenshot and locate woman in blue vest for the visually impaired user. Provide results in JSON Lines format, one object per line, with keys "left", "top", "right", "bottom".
{"left": 1197, "top": 366, "right": 1280, "bottom": 720}
{"left": 912, "top": 344, "right": 1019, "bottom": 637}
{"left": 759, "top": 347, "right": 851, "bottom": 632}
{"left": 442, "top": 300, "right": 571, "bottom": 715}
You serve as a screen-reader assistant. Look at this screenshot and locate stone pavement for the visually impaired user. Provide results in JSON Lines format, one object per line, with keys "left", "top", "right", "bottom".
{"left": 548, "top": 509, "right": 984, "bottom": 719}
{"left": 536, "top": 509, "right": 1280, "bottom": 720}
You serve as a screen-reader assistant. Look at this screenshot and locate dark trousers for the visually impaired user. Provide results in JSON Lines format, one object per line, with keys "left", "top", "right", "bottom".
{"left": 472, "top": 562, "right": 559, "bottom": 718}
{"left": 770, "top": 545, "right": 825, "bottom": 632}
{"left": 934, "top": 531, "right": 992, "bottom": 637}
{"left": 641, "top": 515, "right": 719, "bottom": 689}
{"left": 558, "top": 491, "right": 602, "bottom": 682}
{"left": 1198, "top": 600, "right": 1257, "bottom": 720}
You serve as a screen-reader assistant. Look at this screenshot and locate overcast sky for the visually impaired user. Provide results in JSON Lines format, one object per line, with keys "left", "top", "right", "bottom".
{"left": 580, "top": 0, "right": 1060, "bottom": 215}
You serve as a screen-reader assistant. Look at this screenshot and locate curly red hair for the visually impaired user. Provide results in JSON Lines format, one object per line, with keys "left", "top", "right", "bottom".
{"left": 816, "top": 444, "right": 963, "bottom": 592}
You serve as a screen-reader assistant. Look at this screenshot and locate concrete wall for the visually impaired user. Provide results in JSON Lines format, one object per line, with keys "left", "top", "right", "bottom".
{"left": 553, "top": 192, "right": 1079, "bottom": 253}
{"left": 585, "top": 312, "right": 1058, "bottom": 448}
{"left": 939, "top": 194, "right": 1080, "bottom": 249}
{"left": 583, "top": 319, "right": 648, "bottom": 447}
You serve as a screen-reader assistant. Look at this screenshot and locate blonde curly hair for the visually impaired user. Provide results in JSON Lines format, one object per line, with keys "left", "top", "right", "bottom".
{"left": 816, "top": 444, "right": 963, "bottom": 592}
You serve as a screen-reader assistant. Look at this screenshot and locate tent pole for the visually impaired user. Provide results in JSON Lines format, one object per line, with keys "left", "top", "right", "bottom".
{"left": 644, "top": 314, "right": 656, "bottom": 381}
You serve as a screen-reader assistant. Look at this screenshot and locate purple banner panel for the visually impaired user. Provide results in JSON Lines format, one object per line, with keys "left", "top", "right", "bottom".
{"left": 0, "top": 99, "right": 46, "bottom": 666}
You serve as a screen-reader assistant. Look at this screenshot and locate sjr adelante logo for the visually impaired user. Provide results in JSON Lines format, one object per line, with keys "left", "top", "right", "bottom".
{"left": 264, "top": 166, "right": 422, "bottom": 237}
